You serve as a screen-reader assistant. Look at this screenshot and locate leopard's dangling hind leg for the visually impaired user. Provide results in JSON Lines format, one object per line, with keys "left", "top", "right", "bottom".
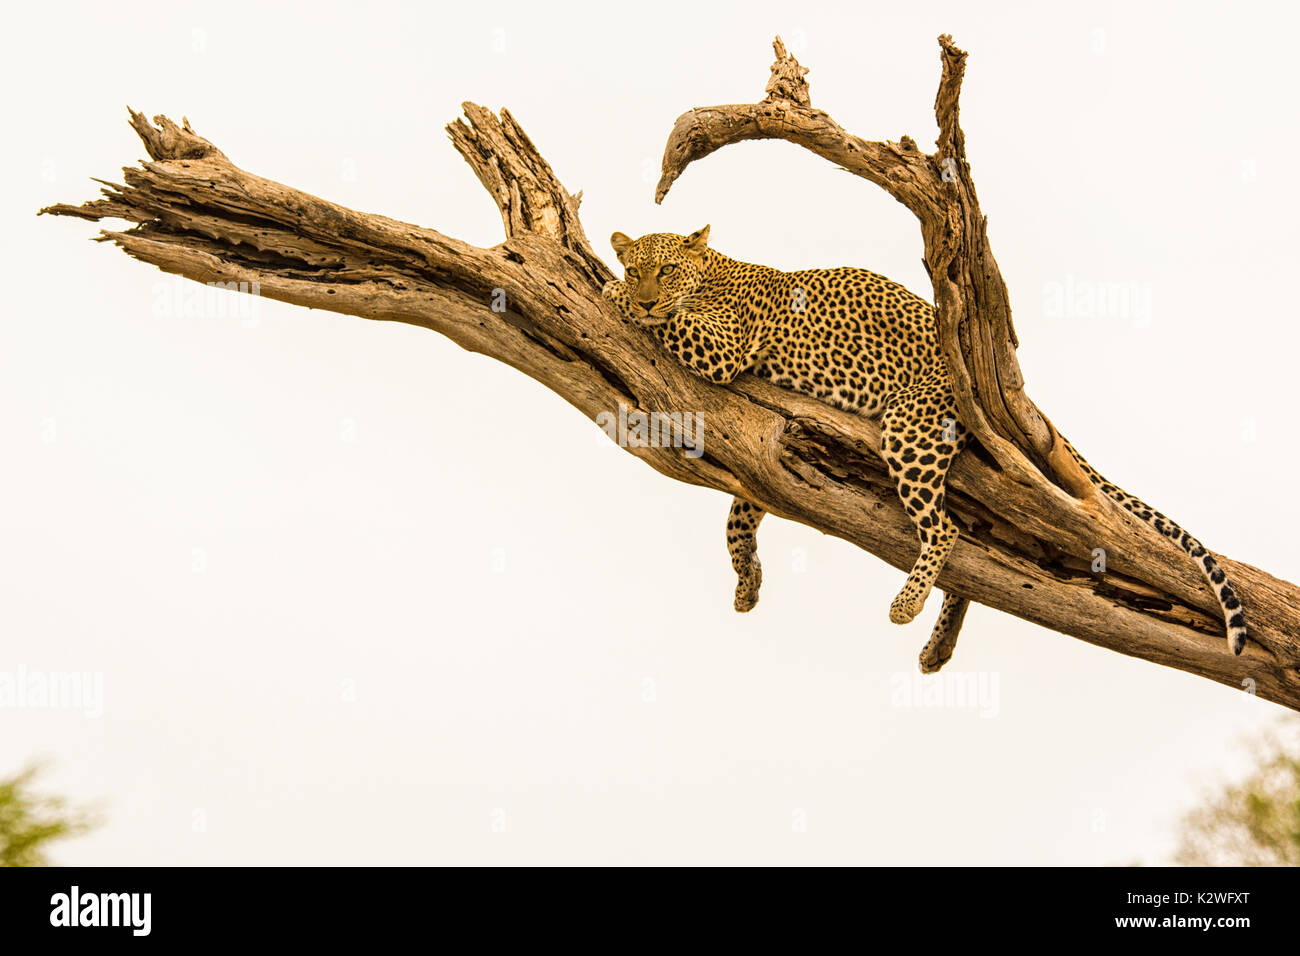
{"left": 918, "top": 592, "right": 969, "bottom": 673}
{"left": 878, "top": 375, "right": 970, "bottom": 626}
{"left": 726, "top": 498, "right": 766, "bottom": 612}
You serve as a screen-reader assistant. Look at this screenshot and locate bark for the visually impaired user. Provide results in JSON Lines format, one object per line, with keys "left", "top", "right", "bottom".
{"left": 39, "top": 40, "right": 1300, "bottom": 711}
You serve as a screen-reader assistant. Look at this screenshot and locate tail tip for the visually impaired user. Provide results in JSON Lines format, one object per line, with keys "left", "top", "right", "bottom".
{"left": 1229, "top": 629, "right": 1247, "bottom": 656}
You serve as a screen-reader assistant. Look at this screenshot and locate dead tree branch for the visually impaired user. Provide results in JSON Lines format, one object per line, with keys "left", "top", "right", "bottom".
{"left": 39, "top": 41, "right": 1300, "bottom": 710}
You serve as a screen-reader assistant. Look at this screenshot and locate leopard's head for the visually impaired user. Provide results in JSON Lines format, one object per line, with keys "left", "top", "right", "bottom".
{"left": 609, "top": 226, "right": 711, "bottom": 324}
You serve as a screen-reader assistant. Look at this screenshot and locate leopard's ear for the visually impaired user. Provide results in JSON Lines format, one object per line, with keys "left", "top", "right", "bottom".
{"left": 683, "top": 224, "right": 711, "bottom": 253}
{"left": 610, "top": 232, "right": 634, "bottom": 264}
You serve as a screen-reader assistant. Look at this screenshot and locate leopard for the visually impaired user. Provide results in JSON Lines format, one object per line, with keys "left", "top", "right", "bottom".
{"left": 602, "top": 226, "right": 1249, "bottom": 668}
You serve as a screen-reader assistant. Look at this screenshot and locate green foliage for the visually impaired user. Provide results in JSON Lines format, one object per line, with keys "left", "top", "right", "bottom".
{"left": 0, "top": 762, "right": 99, "bottom": 867}
{"left": 1175, "top": 719, "right": 1300, "bottom": 867}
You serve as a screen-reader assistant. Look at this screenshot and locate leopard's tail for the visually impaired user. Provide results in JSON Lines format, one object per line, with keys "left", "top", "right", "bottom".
{"left": 1063, "top": 438, "right": 1247, "bottom": 655}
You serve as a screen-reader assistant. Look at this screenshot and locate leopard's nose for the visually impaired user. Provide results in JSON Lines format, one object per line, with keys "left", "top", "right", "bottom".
{"left": 637, "top": 300, "right": 656, "bottom": 311}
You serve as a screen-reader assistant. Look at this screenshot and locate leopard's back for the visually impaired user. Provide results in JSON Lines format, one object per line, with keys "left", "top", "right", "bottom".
{"left": 701, "top": 257, "right": 946, "bottom": 415}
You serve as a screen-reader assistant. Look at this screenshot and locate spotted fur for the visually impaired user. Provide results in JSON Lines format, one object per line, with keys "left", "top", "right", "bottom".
{"left": 603, "top": 227, "right": 1248, "bottom": 660}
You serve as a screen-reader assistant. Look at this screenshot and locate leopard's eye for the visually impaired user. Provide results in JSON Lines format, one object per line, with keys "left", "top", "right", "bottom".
{"left": 660, "top": 264, "right": 677, "bottom": 276}
{"left": 626, "top": 267, "right": 639, "bottom": 279}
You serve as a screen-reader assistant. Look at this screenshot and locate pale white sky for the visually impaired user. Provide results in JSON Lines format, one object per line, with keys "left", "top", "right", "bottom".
{"left": 3, "top": 0, "right": 1297, "bottom": 864}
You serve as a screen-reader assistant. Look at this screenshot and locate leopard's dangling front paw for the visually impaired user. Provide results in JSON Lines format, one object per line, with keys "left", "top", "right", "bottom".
{"left": 734, "top": 554, "right": 761, "bottom": 613}
{"left": 726, "top": 499, "right": 766, "bottom": 613}
{"left": 889, "top": 586, "right": 926, "bottom": 625}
